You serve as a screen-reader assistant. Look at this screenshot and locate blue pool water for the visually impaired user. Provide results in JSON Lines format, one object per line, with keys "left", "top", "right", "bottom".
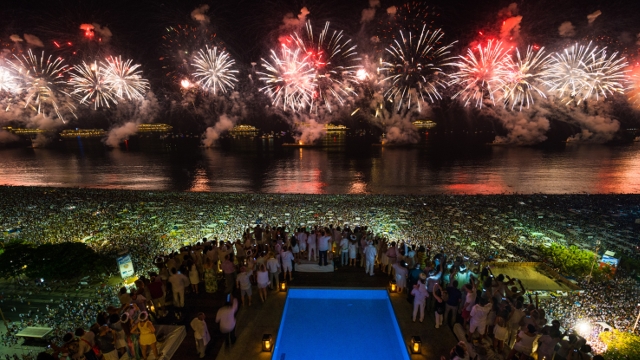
{"left": 272, "top": 289, "right": 409, "bottom": 360}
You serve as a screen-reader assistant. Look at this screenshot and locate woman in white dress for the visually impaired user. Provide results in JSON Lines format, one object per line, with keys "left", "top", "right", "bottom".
{"left": 189, "top": 261, "right": 200, "bottom": 295}
{"left": 348, "top": 237, "right": 357, "bottom": 266}
{"left": 256, "top": 264, "right": 270, "bottom": 303}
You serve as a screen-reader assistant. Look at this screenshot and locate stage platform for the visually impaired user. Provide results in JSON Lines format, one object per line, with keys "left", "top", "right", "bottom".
{"left": 294, "top": 259, "right": 334, "bottom": 273}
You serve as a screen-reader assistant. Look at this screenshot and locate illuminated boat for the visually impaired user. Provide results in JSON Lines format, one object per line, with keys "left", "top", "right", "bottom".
{"left": 60, "top": 129, "right": 107, "bottom": 138}
{"left": 411, "top": 120, "right": 437, "bottom": 129}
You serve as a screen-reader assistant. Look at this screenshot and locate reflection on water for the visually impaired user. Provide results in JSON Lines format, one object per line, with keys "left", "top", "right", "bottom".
{"left": 0, "top": 141, "right": 639, "bottom": 194}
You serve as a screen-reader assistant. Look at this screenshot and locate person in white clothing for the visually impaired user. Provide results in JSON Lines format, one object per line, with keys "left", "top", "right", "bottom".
{"left": 411, "top": 277, "right": 428, "bottom": 323}
{"left": 266, "top": 252, "right": 280, "bottom": 290}
{"left": 392, "top": 261, "right": 408, "bottom": 293}
{"left": 363, "top": 241, "right": 377, "bottom": 276}
{"left": 190, "top": 313, "right": 211, "bottom": 358}
{"left": 307, "top": 231, "right": 317, "bottom": 261}
{"left": 469, "top": 298, "right": 493, "bottom": 338}
{"left": 281, "top": 246, "right": 294, "bottom": 281}
{"left": 348, "top": 237, "right": 357, "bottom": 266}
{"left": 236, "top": 266, "right": 253, "bottom": 307}
{"left": 168, "top": 268, "right": 189, "bottom": 318}
{"left": 256, "top": 264, "right": 270, "bottom": 302}
{"left": 297, "top": 230, "right": 307, "bottom": 255}
{"left": 339, "top": 236, "right": 349, "bottom": 266}
{"left": 216, "top": 295, "right": 239, "bottom": 347}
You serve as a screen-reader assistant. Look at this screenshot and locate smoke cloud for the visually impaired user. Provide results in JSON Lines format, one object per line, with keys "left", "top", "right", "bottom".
{"left": 498, "top": 3, "right": 518, "bottom": 18}
{"left": 367, "top": 92, "right": 423, "bottom": 145}
{"left": 0, "top": 130, "right": 19, "bottom": 144}
{"left": 280, "top": 7, "right": 310, "bottom": 32}
{"left": 105, "top": 92, "right": 160, "bottom": 147}
{"left": 202, "top": 115, "right": 235, "bottom": 147}
{"left": 386, "top": 6, "right": 397, "bottom": 16}
{"left": 105, "top": 122, "right": 137, "bottom": 147}
{"left": 361, "top": 0, "right": 380, "bottom": 24}
{"left": 587, "top": 10, "right": 602, "bottom": 24}
{"left": 92, "top": 23, "right": 112, "bottom": 43}
{"left": 489, "top": 106, "right": 550, "bottom": 145}
{"left": 23, "top": 34, "right": 43, "bottom": 47}
{"left": 191, "top": 5, "right": 210, "bottom": 25}
{"left": 10, "top": 34, "right": 22, "bottom": 42}
{"left": 558, "top": 22, "right": 576, "bottom": 37}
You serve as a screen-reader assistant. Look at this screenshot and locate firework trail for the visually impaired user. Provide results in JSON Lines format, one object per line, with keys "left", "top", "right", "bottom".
{"left": 448, "top": 40, "right": 512, "bottom": 108}
{"left": 379, "top": 26, "right": 455, "bottom": 112}
{"left": 69, "top": 61, "right": 118, "bottom": 109}
{"left": 191, "top": 46, "right": 239, "bottom": 94}
{"left": 290, "top": 21, "right": 361, "bottom": 113}
{"left": 258, "top": 45, "right": 316, "bottom": 112}
{"left": 544, "top": 42, "right": 628, "bottom": 105}
{"left": 8, "top": 49, "right": 75, "bottom": 122}
{"left": 103, "top": 56, "right": 149, "bottom": 101}
{"left": 502, "top": 46, "right": 551, "bottom": 111}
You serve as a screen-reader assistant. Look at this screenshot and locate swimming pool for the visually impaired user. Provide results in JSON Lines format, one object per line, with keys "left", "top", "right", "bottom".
{"left": 272, "top": 289, "right": 410, "bottom": 360}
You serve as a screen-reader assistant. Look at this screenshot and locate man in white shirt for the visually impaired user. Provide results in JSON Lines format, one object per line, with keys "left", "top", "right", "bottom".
{"left": 266, "top": 253, "right": 280, "bottom": 290}
{"left": 190, "top": 313, "right": 210, "bottom": 358}
{"left": 307, "top": 230, "right": 317, "bottom": 261}
{"left": 168, "top": 268, "right": 189, "bottom": 318}
{"left": 281, "top": 247, "right": 295, "bottom": 281}
{"left": 469, "top": 298, "right": 492, "bottom": 338}
{"left": 236, "top": 267, "right": 253, "bottom": 307}
{"left": 216, "top": 296, "right": 239, "bottom": 347}
{"left": 364, "top": 241, "right": 378, "bottom": 276}
{"left": 339, "top": 236, "right": 349, "bottom": 266}
{"left": 317, "top": 230, "right": 331, "bottom": 266}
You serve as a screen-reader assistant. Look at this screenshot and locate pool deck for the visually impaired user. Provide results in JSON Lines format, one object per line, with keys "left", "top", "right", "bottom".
{"left": 166, "top": 264, "right": 457, "bottom": 360}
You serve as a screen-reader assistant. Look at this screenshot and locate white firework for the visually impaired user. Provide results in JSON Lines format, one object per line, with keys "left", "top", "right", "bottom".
{"left": 191, "top": 46, "right": 239, "bottom": 94}
{"left": 70, "top": 61, "right": 118, "bottom": 109}
{"left": 103, "top": 56, "right": 149, "bottom": 101}
{"left": 502, "top": 46, "right": 551, "bottom": 111}
{"left": 0, "top": 65, "right": 20, "bottom": 93}
{"left": 8, "top": 49, "right": 75, "bottom": 122}
{"left": 380, "top": 26, "right": 456, "bottom": 112}
{"left": 543, "top": 42, "right": 627, "bottom": 105}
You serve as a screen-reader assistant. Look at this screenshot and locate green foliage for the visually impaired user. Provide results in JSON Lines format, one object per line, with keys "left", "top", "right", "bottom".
{"left": 619, "top": 256, "right": 640, "bottom": 274}
{"left": 0, "top": 241, "right": 114, "bottom": 280}
{"left": 538, "top": 243, "right": 599, "bottom": 278}
{"left": 599, "top": 329, "right": 640, "bottom": 359}
{"left": 0, "top": 241, "right": 34, "bottom": 279}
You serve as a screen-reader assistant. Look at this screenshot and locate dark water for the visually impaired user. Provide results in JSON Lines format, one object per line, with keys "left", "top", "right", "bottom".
{"left": 0, "top": 138, "right": 639, "bottom": 194}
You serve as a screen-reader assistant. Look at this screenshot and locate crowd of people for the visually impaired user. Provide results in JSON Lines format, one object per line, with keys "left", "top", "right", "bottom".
{"left": 0, "top": 187, "right": 639, "bottom": 359}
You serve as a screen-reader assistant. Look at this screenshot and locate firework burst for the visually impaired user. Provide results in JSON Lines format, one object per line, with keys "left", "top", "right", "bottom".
{"left": 501, "top": 46, "right": 551, "bottom": 111}
{"left": 191, "top": 46, "right": 238, "bottom": 94}
{"left": 380, "top": 26, "right": 455, "bottom": 112}
{"left": 161, "top": 24, "right": 221, "bottom": 84}
{"left": 258, "top": 45, "right": 316, "bottom": 112}
{"left": 0, "top": 65, "right": 20, "bottom": 94}
{"left": 8, "top": 49, "right": 75, "bottom": 122}
{"left": 544, "top": 42, "right": 627, "bottom": 105}
{"left": 103, "top": 56, "right": 149, "bottom": 101}
{"left": 69, "top": 61, "right": 118, "bottom": 109}
{"left": 289, "top": 21, "right": 361, "bottom": 113}
{"left": 448, "top": 40, "right": 512, "bottom": 108}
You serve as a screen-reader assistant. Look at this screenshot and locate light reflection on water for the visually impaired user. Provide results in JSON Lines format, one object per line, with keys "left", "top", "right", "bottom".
{"left": 0, "top": 142, "right": 639, "bottom": 194}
